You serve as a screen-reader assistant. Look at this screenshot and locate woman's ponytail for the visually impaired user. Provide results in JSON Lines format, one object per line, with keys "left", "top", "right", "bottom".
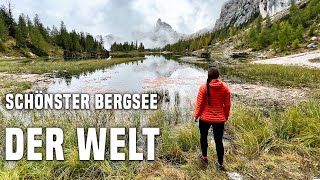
{"left": 207, "top": 78, "right": 211, "bottom": 106}
{"left": 207, "top": 66, "right": 220, "bottom": 106}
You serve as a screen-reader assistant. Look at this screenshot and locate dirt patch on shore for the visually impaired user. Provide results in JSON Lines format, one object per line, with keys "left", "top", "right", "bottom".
{"left": 0, "top": 72, "right": 58, "bottom": 92}
{"left": 227, "top": 82, "right": 309, "bottom": 108}
{"left": 144, "top": 74, "right": 309, "bottom": 108}
{"left": 309, "top": 57, "right": 320, "bottom": 63}
{"left": 254, "top": 50, "right": 320, "bottom": 68}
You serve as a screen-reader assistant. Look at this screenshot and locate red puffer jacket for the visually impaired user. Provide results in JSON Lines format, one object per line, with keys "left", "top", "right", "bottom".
{"left": 194, "top": 79, "right": 231, "bottom": 123}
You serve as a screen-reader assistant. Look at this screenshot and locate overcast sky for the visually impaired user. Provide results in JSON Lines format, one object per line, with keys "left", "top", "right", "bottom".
{"left": 1, "top": 0, "right": 227, "bottom": 37}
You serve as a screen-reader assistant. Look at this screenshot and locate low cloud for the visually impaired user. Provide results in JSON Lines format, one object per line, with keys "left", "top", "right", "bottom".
{"left": 2, "top": 0, "right": 227, "bottom": 47}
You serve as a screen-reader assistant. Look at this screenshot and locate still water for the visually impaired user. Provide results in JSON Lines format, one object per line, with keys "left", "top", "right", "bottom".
{"left": 0, "top": 55, "right": 211, "bottom": 123}
{"left": 47, "top": 55, "right": 208, "bottom": 104}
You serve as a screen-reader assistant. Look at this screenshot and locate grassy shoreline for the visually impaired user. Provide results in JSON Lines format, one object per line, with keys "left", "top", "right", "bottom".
{"left": 0, "top": 57, "right": 145, "bottom": 98}
{"left": 208, "top": 62, "right": 320, "bottom": 89}
{"left": 0, "top": 99, "right": 319, "bottom": 179}
{"left": 0, "top": 55, "right": 319, "bottom": 179}
{"left": 0, "top": 57, "right": 145, "bottom": 75}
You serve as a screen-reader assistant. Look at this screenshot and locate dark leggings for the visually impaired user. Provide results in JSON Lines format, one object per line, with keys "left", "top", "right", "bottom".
{"left": 199, "top": 119, "right": 225, "bottom": 164}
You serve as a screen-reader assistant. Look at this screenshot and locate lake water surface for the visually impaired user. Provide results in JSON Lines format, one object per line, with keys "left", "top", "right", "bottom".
{"left": 47, "top": 55, "right": 208, "bottom": 104}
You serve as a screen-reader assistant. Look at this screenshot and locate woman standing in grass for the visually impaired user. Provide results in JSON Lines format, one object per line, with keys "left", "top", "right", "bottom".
{"left": 194, "top": 66, "right": 231, "bottom": 171}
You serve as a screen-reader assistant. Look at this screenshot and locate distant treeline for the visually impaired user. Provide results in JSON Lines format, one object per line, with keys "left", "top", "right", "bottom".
{"left": 163, "top": 33, "right": 213, "bottom": 52}
{"left": 110, "top": 41, "right": 145, "bottom": 52}
{"left": 0, "top": 2, "right": 107, "bottom": 58}
{"left": 163, "top": 0, "right": 320, "bottom": 53}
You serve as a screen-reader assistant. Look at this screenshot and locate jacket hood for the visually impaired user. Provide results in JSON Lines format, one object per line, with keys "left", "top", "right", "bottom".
{"left": 209, "top": 79, "right": 224, "bottom": 89}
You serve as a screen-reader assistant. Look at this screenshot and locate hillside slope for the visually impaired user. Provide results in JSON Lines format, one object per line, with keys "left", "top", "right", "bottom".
{"left": 163, "top": 0, "right": 319, "bottom": 57}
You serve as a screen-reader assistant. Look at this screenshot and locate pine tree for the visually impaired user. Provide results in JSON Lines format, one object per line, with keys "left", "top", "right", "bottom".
{"left": 0, "top": 2, "right": 16, "bottom": 37}
{"left": 31, "top": 28, "right": 48, "bottom": 54}
{"left": 257, "top": 28, "right": 270, "bottom": 49}
{"left": 138, "top": 42, "right": 144, "bottom": 51}
{"left": 294, "top": 24, "right": 304, "bottom": 41}
{"left": 79, "top": 32, "right": 86, "bottom": 51}
{"left": 26, "top": 16, "right": 33, "bottom": 36}
{"left": 291, "top": 39, "right": 300, "bottom": 49}
{"left": 278, "top": 21, "right": 293, "bottom": 51}
{"left": 70, "top": 30, "right": 81, "bottom": 52}
{"left": 16, "top": 14, "right": 28, "bottom": 47}
{"left": 85, "top": 34, "right": 94, "bottom": 52}
{"left": 34, "top": 14, "right": 49, "bottom": 42}
{"left": 289, "top": 2, "right": 301, "bottom": 28}
{"left": 303, "top": 3, "right": 312, "bottom": 23}
{"left": 308, "top": 22, "right": 317, "bottom": 37}
{"left": 256, "top": 15, "right": 263, "bottom": 33}
{"left": 248, "top": 25, "right": 258, "bottom": 49}
{"left": 58, "top": 21, "right": 71, "bottom": 50}
{"left": 50, "top": 25, "right": 59, "bottom": 45}
{"left": 270, "top": 23, "right": 279, "bottom": 43}
{"left": 97, "top": 35, "right": 104, "bottom": 51}
{"left": 265, "top": 15, "right": 272, "bottom": 29}
{"left": 0, "top": 16, "right": 9, "bottom": 41}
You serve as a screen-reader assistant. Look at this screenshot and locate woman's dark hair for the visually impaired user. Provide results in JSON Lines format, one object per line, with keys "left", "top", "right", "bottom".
{"left": 207, "top": 66, "right": 220, "bottom": 106}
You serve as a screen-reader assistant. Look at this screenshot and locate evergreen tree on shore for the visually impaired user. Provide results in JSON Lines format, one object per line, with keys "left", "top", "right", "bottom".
{"left": 0, "top": 2, "right": 105, "bottom": 57}
{"left": 16, "top": 14, "right": 28, "bottom": 47}
{"left": 0, "top": 16, "right": 9, "bottom": 42}
{"left": 110, "top": 41, "right": 144, "bottom": 52}
{"left": 0, "top": 2, "right": 16, "bottom": 38}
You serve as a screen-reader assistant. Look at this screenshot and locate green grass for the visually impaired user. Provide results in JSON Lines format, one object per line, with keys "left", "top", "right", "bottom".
{"left": 0, "top": 98, "right": 319, "bottom": 179}
{"left": 0, "top": 57, "right": 145, "bottom": 76}
{"left": 0, "top": 79, "right": 32, "bottom": 100}
{"left": 224, "top": 63, "right": 320, "bottom": 88}
{"left": 0, "top": 53, "right": 319, "bottom": 179}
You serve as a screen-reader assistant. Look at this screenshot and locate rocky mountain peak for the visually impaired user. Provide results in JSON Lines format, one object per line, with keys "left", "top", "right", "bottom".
{"left": 130, "top": 18, "right": 184, "bottom": 48}
{"left": 104, "top": 18, "right": 183, "bottom": 49}
{"left": 155, "top": 18, "right": 174, "bottom": 32}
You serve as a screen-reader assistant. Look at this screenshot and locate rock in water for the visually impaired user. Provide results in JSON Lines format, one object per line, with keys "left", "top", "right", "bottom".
{"left": 227, "top": 172, "right": 243, "bottom": 180}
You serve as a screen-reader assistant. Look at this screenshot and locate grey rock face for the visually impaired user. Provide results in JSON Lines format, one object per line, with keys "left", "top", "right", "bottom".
{"left": 259, "top": 0, "right": 301, "bottom": 18}
{"left": 214, "top": 0, "right": 303, "bottom": 30}
{"left": 214, "top": 0, "right": 260, "bottom": 30}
